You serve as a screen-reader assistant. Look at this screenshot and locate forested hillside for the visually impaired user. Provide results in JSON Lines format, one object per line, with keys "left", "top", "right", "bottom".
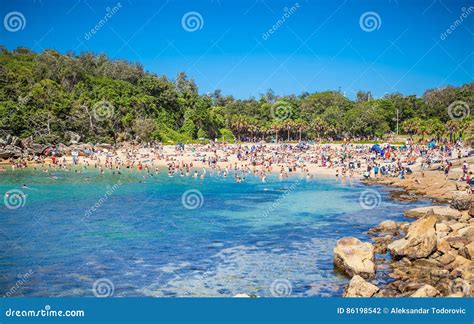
{"left": 0, "top": 46, "right": 472, "bottom": 144}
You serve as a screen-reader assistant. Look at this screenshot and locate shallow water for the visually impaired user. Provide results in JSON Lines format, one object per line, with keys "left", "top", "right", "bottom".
{"left": 0, "top": 169, "right": 429, "bottom": 297}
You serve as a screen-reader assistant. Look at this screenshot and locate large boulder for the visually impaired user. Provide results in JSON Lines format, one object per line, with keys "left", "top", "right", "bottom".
{"left": 20, "top": 136, "right": 34, "bottom": 149}
{"left": 379, "top": 220, "right": 398, "bottom": 232}
{"left": 465, "top": 242, "right": 474, "bottom": 260}
{"left": 443, "top": 235, "right": 469, "bottom": 250}
{"left": 404, "top": 206, "right": 461, "bottom": 220}
{"left": 72, "top": 144, "right": 94, "bottom": 156}
{"left": 388, "top": 215, "right": 437, "bottom": 259}
{"left": 410, "top": 284, "right": 440, "bottom": 297}
{"left": 0, "top": 147, "right": 22, "bottom": 159}
{"left": 449, "top": 256, "right": 474, "bottom": 280}
{"left": 57, "top": 143, "right": 70, "bottom": 156}
{"left": 450, "top": 192, "right": 472, "bottom": 211}
{"left": 343, "top": 275, "right": 379, "bottom": 297}
{"left": 5, "top": 134, "right": 14, "bottom": 145}
{"left": 435, "top": 223, "right": 450, "bottom": 239}
{"left": 10, "top": 136, "right": 21, "bottom": 147}
{"left": 0, "top": 149, "right": 10, "bottom": 159}
{"left": 369, "top": 220, "right": 398, "bottom": 234}
{"left": 457, "top": 225, "right": 474, "bottom": 242}
{"left": 96, "top": 143, "right": 113, "bottom": 150}
{"left": 29, "top": 144, "right": 48, "bottom": 155}
{"left": 334, "top": 237, "right": 375, "bottom": 279}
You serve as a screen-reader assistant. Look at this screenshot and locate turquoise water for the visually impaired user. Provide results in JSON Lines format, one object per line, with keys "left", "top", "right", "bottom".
{"left": 0, "top": 169, "right": 428, "bottom": 297}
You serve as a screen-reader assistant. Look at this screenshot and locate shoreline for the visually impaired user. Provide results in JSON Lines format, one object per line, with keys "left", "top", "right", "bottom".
{"left": 365, "top": 156, "right": 474, "bottom": 203}
{"left": 337, "top": 166, "right": 473, "bottom": 297}
{"left": 0, "top": 163, "right": 346, "bottom": 181}
{"left": 1, "top": 142, "right": 373, "bottom": 181}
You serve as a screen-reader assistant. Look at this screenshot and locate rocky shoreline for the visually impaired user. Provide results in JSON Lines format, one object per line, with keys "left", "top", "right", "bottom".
{"left": 0, "top": 135, "right": 49, "bottom": 159}
{"left": 334, "top": 171, "right": 473, "bottom": 298}
{"left": 0, "top": 134, "right": 116, "bottom": 161}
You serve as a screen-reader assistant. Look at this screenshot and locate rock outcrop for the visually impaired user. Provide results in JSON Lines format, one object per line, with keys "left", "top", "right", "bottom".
{"left": 450, "top": 192, "right": 472, "bottom": 211}
{"left": 0, "top": 147, "right": 22, "bottom": 159}
{"left": 334, "top": 237, "right": 375, "bottom": 279}
{"left": 410, "top": 284, "right": 440, "bottom": 297}
{"left": 364, "top": 207, "right": 474, "bottom": 298}
{"left": 351, "top": 166, "right": 474, "bottom": 298}
{"left": 343, "top": 275, "right": 379, "bottom": 297}
{"left": 388, "top": 215, "right": 437, "bottom": 259}
{"left": 0, "top": 134, "right": 52, "bottom": 160}
{"left": 404, "top": 206, "right": 461, "bottom": 220}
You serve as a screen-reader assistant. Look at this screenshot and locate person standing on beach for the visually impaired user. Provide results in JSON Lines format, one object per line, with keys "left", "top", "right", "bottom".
{"left": 462, "top": 161, "right": 469, "bottom": 180}
{"left": 444, "top": 161, "right": 451, "bottom": 180}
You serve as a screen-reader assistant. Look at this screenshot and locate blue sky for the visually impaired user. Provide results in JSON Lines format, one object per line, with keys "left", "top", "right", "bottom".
{"left": 1, "top": 0, "right": 473, "bottom": 99}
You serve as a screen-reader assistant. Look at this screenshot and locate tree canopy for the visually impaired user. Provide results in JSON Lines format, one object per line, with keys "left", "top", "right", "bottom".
{"left": 0, "top": 47, "right": 472, "bottom": 144}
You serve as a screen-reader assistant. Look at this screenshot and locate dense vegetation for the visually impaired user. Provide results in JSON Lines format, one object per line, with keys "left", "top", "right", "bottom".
{"left": 1, "top": 47, "right": 473, "bottom": 145}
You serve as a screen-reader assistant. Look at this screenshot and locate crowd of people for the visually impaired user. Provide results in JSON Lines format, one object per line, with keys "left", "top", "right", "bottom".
{"left": 0, "top": 139, "right": 472, "bottom": 190}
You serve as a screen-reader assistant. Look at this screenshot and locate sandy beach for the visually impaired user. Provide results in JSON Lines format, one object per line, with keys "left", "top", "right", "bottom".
{"left": 4, "top": 142, "right": 459, "bottom": 180}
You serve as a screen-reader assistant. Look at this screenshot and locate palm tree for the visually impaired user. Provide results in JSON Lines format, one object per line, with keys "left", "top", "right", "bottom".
{"left": 270, "top": 121, "right": 281, "bottom": 143}
{"left": 260, "top": 124, "right": 269, "bottom": 141}
{"left": 458, "top": 119, "right": 470, "bottom": 140}
{"left": 465, "top": 118, "right": 474, "bottom": 147}
{"left": 246, "top": 117, "right": 259, "bottom": 142}
{"left": 294, "top": 119, "right": 308, "bottom": 142}
{"left": 445, "top": 120, "right": 460, "bottom": 143}
{"left": 416, "top": 120, "right": 429, "bottom": 143}
{"left": 426, "top": 118, "right": 445, "bottom": 141}
{"left": 282, "top": 120, "right": 295, "bottom": 141}
{"left": 230, "top": 115, "right": 248, "bottom": 141}
{"left": 401, "top": 118, "right": 419, "bottom": 138}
